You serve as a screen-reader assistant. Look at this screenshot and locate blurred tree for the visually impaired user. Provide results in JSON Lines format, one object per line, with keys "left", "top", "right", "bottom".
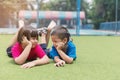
{"left": 88, "top": 0, "right": 120, "bottom": 29}
{"left": 43, "top": 0, "right": 76, "bottom": 11}
{"left": 0, "top": 0, "right": 27, "bottom": 28}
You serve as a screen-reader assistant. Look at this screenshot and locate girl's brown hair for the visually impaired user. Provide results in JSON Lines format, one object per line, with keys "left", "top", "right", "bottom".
{"left": 17, "top": 26, "right": 38, "bottom": 43}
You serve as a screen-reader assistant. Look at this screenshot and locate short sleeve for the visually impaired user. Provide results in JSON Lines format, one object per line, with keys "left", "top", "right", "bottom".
{"left": 67, "top": 46, "right": 76, "bottom": 60}
{"left": 11, "top": 43, "right": 22, "bottom": 59}
{"left": 49, "top": 46, "right": 59, "bottom": 59}
{"left": 35, "top": 45, "right": 46, "bottom": 58}
{"left": 67, "top": 41, "right": 77, "bottom": 60}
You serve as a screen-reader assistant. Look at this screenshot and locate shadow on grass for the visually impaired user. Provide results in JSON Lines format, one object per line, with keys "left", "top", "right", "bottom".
{"left": 8, "top": 59, "right": 15, "bottom": 64}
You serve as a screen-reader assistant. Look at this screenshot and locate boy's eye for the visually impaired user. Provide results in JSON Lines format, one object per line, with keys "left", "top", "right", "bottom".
{"left": 54, "top": 41, "right": 57, "bottom": 43}
{"left": 31, "top": 37, "right": 37, "bottom": 40}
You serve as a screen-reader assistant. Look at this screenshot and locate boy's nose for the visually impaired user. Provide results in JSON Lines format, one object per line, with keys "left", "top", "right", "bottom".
{"left": 34, "top": 39, "right": 38, "bottom": 43}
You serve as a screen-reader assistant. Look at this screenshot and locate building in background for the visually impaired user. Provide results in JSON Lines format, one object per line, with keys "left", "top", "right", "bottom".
{"left": 18, "top": 10, "right": 85, "bottom": 28}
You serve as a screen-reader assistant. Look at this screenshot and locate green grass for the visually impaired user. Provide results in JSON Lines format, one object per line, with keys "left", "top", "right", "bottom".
{"left": 0, "top": 35, "right": 120, "bottom": 80}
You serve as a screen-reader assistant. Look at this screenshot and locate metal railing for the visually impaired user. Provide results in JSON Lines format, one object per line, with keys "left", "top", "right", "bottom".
{"left": 100, "top": 21, "right": 120, "bottom": 32}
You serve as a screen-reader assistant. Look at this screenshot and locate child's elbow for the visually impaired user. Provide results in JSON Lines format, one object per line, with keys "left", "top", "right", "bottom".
{"left": 66, "top": 58, "right": 74, "bottom": 64}
{"left": 15, "top": 60, "right": 24, "bottom": 65}
{"left": 14, "top": 59, "right": 24, "bottom": 65}
{"left": 66, "top": 61, "right": 73, "bottom": 64}
{"left": 66, "top": 60, "right": 73, "bottom": 64}
{"left": 44, "top": 56, "right": 50, "bottom": 64}
{"left": 46, "top": 58, "right": 50, "bottom": 64}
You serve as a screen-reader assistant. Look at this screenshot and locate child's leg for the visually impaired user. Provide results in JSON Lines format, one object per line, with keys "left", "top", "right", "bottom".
{"left": 39, "top": 20, "right": 56, "bottom": 58}
{"left": 40, "top": 33, "right": 47, "bottom": 44}
{"left": 45, "top": 29, "right": 51, "bottom": 47}
{"left": 46, "top": 20, "right": 56, "bottom": 46}
{"left": 40, "top": 33, "right": 50, "bottom": 58}
{"left": 8, "top": 28, "right": 21, "bottom": 47}
{"left": 6, "top": 46, "right": 13, "bottom": 57}
{"left": 6, "top": 27, "right": 22, "bottom": 57}
{"left": 39, "top": 20, "right": 56, "bottom": 47}
{"left": 8, "top": 20, "right": 24, "bottom": 47}
{"left": 39, "top": 33, "right": 50, "bottom": 57}
{"left": 39, "top": 28, "right": 51, "bottom": 46}
{"left": 8, "top": 31, "right": 18, "bottom": 47}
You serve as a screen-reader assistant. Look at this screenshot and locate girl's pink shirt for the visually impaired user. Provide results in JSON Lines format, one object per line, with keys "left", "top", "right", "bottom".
{"left": 11, "top": 42, "right": 46, "bottom": 61}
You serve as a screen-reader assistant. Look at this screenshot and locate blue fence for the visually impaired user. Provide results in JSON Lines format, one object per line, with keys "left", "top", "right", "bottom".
{"left": 100, "top": 21, "right": 120, "bottom": 32}
{"left": 82, "top": 24, "right": 94, "bottom": 29}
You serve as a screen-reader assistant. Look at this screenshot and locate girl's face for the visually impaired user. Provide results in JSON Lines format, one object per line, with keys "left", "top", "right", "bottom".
{"left": 51, "top": 35, "right": 67, "bottom": 48}
{"left": 30, "top": 37, "right": 38, "bottom": 48}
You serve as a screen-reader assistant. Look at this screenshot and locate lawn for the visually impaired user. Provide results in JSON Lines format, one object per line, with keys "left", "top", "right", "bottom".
{"left": 0, "top": 35, "right": 120, "bottom": 80}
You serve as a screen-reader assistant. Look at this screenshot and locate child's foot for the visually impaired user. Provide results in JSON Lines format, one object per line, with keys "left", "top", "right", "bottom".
{"left": 47, "top": 20, "right": 56, "bottom": 31}
{"left": 37, "top": 27, "right": 48, "bottom": 36}
{"left": 37, "top": 20, "right": 56, "bottom": 36}
{"left": 18, "top": 20, "right": 24, "bottom": 29}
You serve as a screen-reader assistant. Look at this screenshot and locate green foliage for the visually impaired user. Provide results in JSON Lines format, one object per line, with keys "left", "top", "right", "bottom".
{"left": 0, "top": 0, "right": 27, "bottom": 12}
{"left": 88, "top": 0, "right": 120, "bottom": 29}
{"left": 41, "top": 0, "right": 76, "bottom": 11}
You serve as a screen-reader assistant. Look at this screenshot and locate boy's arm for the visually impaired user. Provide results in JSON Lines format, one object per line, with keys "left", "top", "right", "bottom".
{"left": 54, "top": 56, "right": 65, "bottom": 67}
{"left": 54, "top": 56, "right": 62, "bottom": 63}
{"left": 56, "top": 42, "right": 74, "bottom": 64}
{"left": 57, "top": 49, "right": 73, "bottom": 64}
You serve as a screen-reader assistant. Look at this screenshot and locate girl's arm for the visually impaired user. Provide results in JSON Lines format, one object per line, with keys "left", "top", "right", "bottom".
{"left": 15, "top": 43, "right": 32, "bottom": 64}
{"left": 21, "top": 55, "right": 49, "bottom": 68}
{"left": 14, "top": 37, "right": 32, "bottom": 65}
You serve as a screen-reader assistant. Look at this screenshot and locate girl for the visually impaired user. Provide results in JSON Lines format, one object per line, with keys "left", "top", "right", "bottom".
{"left": 48, "top": 26, "right": 77, "bottom": 67}
{"left": 6, "top": 26, "right": 50, "bottom": 68}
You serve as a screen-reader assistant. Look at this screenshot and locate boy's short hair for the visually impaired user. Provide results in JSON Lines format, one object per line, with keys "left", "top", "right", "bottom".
{"left": 17, "top": 26, "right": 38, "bottom": 43}
{"left": 51, "top": 26, "right": 70, "bottom": 42}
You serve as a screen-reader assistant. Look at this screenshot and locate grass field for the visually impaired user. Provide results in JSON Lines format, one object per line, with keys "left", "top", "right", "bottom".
{"left": 0, "top": 35, "right": 120, "bottom": 80}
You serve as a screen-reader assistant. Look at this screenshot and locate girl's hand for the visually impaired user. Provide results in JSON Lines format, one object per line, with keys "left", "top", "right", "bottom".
{"left": 21, "top": 62, "right": 35, "bottom": 69}
{"left": 22, "top": 36, "right": 32, "bottom": 46}
{"left": 56, "top": 42, "right": 65, "bottom": 50}
{"left": 54, "top": 60, "right": 65, "bottom": 67}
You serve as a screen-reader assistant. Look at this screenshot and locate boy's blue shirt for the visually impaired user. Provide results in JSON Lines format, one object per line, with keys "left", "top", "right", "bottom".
{"left": 49, "top": 41, "right": 77, "bottom": 60}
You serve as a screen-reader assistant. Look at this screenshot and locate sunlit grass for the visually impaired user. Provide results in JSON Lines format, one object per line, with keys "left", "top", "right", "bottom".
{"left": 0, "top": 35, "right": 120, "bottom": 80}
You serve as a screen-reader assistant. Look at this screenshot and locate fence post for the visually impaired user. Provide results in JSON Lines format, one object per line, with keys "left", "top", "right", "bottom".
{"left": 76, "top": 0, "right": 81, "bottom": 36}
{"left": 115, "top": 0, "right": 118, "bottom": 34}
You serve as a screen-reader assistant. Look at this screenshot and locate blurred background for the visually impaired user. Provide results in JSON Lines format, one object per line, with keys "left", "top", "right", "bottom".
{"left": 0, "top": 0, "right": 120, "bottom": 35}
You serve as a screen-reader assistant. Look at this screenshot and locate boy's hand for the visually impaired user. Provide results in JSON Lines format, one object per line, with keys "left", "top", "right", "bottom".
{"left": 54, "top": 60, "right": 65, "bottom": 67}
{"left": 56, "top": 42, "right": 65, "bottom": 50}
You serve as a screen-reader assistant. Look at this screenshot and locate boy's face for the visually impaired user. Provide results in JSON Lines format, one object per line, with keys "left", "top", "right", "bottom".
{"left": 51, "top": 35, "right": 66, "bottom": 48}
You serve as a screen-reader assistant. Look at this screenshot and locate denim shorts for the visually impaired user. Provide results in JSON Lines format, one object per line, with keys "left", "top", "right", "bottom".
{"left": 6, "top": 43, "right": 50, "bottom": 58}
{"left": 39, "top": 44, "right": 50, "bottom": 56}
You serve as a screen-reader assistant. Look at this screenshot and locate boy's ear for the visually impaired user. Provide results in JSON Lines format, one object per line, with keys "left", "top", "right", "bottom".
{"left": 63, "top": 38, "right": 67, "bottom": 44}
